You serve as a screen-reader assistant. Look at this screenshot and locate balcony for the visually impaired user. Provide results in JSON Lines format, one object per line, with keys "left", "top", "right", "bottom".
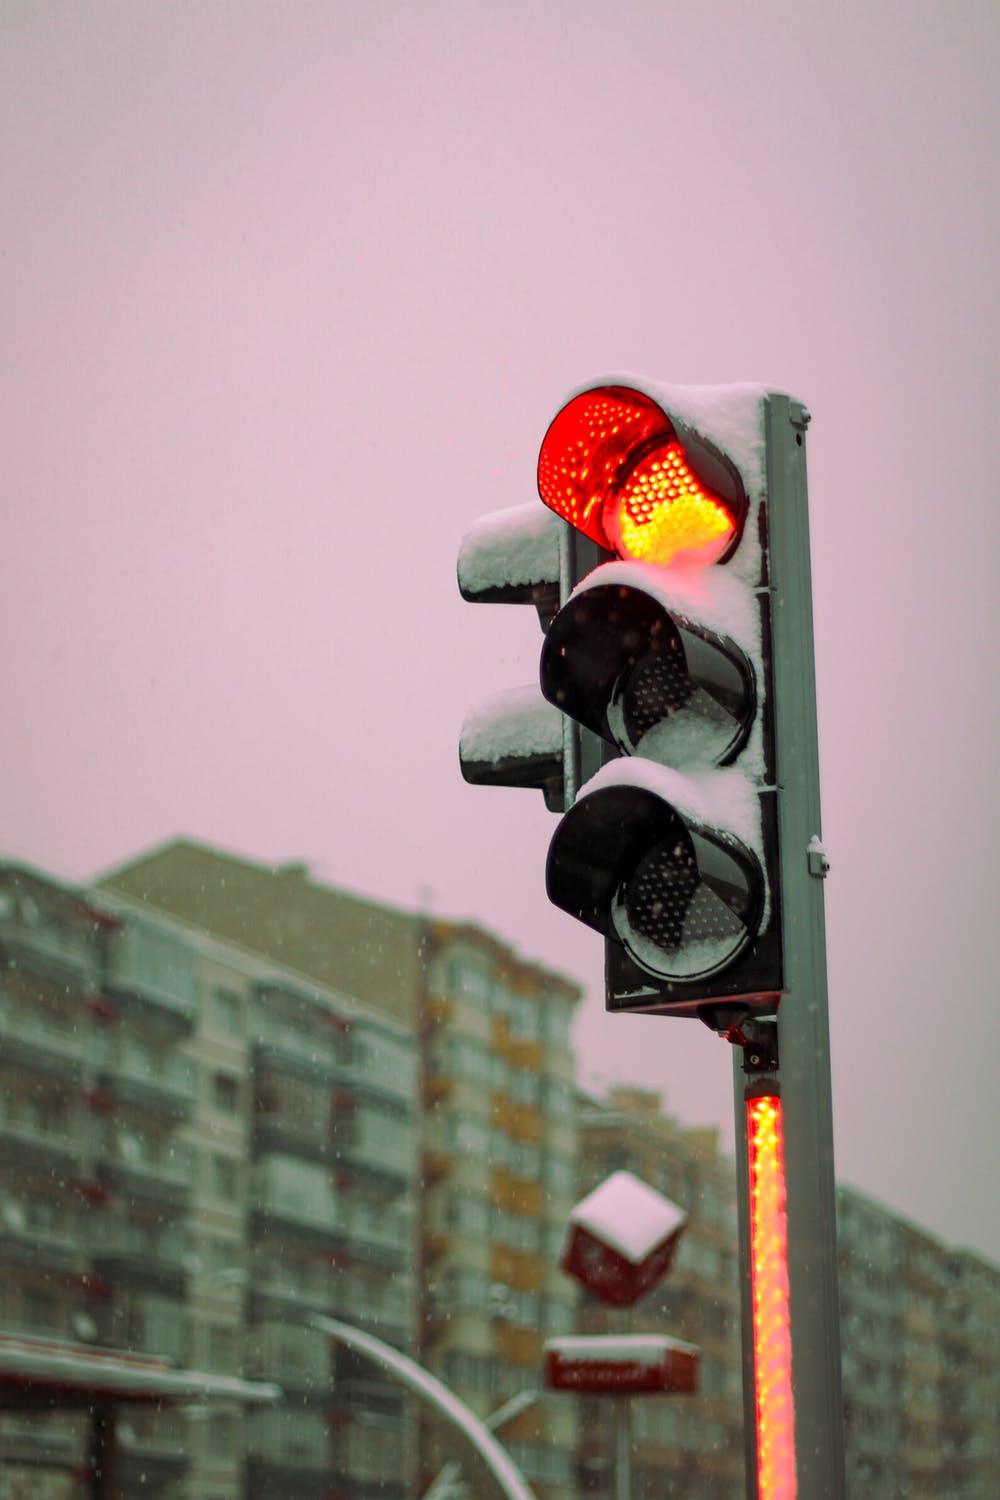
{"left": 0, "top": 910, "right": 97, "bottom": 985}
{"left": 249, "top": 1264, "right": 334, "bottom": 1322}
{"left": 118, "top": 1408, "right": 189, "bottom": 1489}
{"left": 342, "top": 1211, "right": 410, "bottom": 1269}
{"left": 98, "top": 1147, "right": 192, "bottom": 1209}
{"left": 0, "top": 1411, "right": 86, "bottom": 1467}
{"left": 251, "top": 1169, "right": 343, "bottom": 1249}
{"left": 336, "top": 1377, "right": 405, "bottom": 1417}
{"left": 245, "top": 1456, "right": 344, "bottom": 1500}
{"left": 253, "top": 1116, "right": 330, "bottom": 1167}
{"left": 0, "top": 1208, "right": 89, "bottom": 1278}
{"left": 0, "top": 1007, "right": 92, "bottom": 1084}
{"left": 98, "top": 1046, "right": 196, "bottom": 1120}
{"left": 246, "top": 1323, "right": 331, "bottom": 1397}
{"left": 251, "top": 1025, "right": 343, "bottom": 1084}
{"left": 91, "top": 1221, "right": 188, "bottom": 1297}
{"left": 103, "top": 940, "right": 198, "bottom": 1034}
{"left": 0, "top": 1113, "right": 86, "bottom": 1176}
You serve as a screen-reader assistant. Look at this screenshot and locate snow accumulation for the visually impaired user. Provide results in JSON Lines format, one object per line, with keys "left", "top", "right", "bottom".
{"left": 555, "top": 373, "right": 769, "bottom": 497}
{"left": 460, "top": 686, "right": 562, "bottom": 762}
{"left": 583, "top": 760, "right": 759, "bottom": 854}
{"left": 573, "top": 558, "right": 759, "bottom": 658}
{"left": 571, "top": 1170, "right": 687, "bottom": 1264}
{"left": 546, "top": 1334, "right": 697, "bottom": 1365}
{"left": 457, "top": 501, "right": 561, "bottom": 594}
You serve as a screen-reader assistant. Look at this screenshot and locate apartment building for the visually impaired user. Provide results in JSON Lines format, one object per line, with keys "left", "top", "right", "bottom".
{"left": 100, "top": 837, "right": 584, "bottom": 1500}
{"left": 838, "top": 1184, "right": 1000, "bottom": 1500}
{"left": 419, "top": 918, "right": 581, "bottom": 1498}
{"left": 0, "top": 859, "right": 419, "bottom": 1499}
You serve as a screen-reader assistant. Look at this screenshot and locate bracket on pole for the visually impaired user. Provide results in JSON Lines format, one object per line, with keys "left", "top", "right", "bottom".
{"left": 714, "top": 1011, "right": 780, "bottom": 1074}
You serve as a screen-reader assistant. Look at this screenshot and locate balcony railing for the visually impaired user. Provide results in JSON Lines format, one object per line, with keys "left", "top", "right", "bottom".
{"left": 0, "top": 916, "right": 96, "bottom": 980}
{"left": 101, "top": 1046, "right": 196, "bottom": 1116}
{"left": 0, "top": 1008, "right": 94, "bottom": 1076}
{"left": 252, "top": 1179, "right": 342, "bottom": 1239}
{"left": 91, "top": 1221, "right": 189, "bottom": 1296}
{"left": 0, "top": 1114, "right": 86, "bottom": 1170}
{"left": 251, "top": 1024, "right": 345, "bottom": 1079}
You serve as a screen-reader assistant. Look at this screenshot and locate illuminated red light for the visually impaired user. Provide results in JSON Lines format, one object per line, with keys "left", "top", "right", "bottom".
{"left": 537, "top": 386, "right": 739, "bottom": 566}
{"left": 747, "top": 1094, "right": 797, "bottom": 1500}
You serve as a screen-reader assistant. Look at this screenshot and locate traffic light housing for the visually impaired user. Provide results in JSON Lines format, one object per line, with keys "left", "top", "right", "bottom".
{"left": 459, "top": 376, "right": 815, "bottom": 1026}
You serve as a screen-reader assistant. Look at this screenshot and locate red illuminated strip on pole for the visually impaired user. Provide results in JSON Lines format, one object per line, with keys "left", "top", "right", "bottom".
{"left": 747, "top": 1093, "right": 797, "bottom": 1499}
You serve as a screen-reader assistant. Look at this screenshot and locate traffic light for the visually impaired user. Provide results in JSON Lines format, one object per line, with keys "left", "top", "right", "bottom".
{"left": 536, "top": 378, "right": 806, "bottom": 1023}
{"left": 458, "top": 376, "right": 817, "bottom": 1027}
{"left": 456, "top": 378, "right": 844, "bottom": 1497}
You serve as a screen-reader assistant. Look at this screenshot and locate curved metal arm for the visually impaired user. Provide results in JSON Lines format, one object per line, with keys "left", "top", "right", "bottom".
{"left": 309, "top": 1315, "right": 536, "bottom": 1500}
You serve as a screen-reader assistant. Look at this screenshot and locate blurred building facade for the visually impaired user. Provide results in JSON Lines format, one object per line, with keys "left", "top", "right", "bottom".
{"left": 98, "top": 838, "right": 584, "bottom": 1500}
{"left": 1, "top": 844, "right": 997, "bottom": 1500}
{"left": 837, "top": 1185, "right": 999, "bottom": 1499}
{"left": 0, "top": 859, "right": 418, "bottom": 1499}
{"left": 577, "top": 1087, "right": 1000, "bottom": 1500}
{"left": 573, "top": 1087, "right": 744, "bottom": 1499}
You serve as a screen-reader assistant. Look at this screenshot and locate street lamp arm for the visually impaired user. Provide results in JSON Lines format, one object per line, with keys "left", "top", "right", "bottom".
{"left": 308, "top": 1315, "right": 537, "bottom": 1500}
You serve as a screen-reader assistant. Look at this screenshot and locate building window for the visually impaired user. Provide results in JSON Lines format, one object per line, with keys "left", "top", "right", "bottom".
{"left": 211, "top": 987, "right": 243, "bottom": 1036}
{"left": 206, "top": 1325, "right": 239, "bottom": 1373}
{"left": 212, "top": 1072, "right": 240, "bottom": 1113}
{"left": 22, "top": 1286, "right": 59, "bottom": 1331}
{"left": 211, "top": 1154, "right": 239, "bottom": 1201}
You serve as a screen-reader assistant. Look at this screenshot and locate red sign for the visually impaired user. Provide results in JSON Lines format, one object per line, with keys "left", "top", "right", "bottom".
{"left": 544, "top": 1336, "right": 698, "bottom": 1396}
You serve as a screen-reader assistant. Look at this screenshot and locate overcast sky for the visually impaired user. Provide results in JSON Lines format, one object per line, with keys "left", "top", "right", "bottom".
{"left": 2, "top": 1, "right": 997, "bottom": 1260}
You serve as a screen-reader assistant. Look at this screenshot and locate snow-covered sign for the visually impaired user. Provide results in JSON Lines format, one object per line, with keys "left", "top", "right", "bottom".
{"left": 544, "top": 1334, "right": 698, "bottom": 1395}
{"left": 561, "top": 1170, "right": 688, "bottom": 1307}
{"left": 457, "top": 502, "right": 562, "bottom": 627}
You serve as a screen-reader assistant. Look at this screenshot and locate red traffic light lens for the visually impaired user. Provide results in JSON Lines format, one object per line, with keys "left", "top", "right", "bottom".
{"left": 537, "top": 386, "right": 741, "bottom": 566}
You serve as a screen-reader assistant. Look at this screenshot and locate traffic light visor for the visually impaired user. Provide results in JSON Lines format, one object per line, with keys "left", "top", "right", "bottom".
{"left": 547, "top": 780, "right": 763, "bottom": 983}
{"left": 537, "top": 386, "right": 747, "bottom": 566}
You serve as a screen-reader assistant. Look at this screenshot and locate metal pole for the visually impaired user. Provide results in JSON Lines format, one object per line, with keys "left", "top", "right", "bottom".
{"left": 764, "top": 394, "right": 846, "bottom": 1497}
{"left": 613, "top": 1397, "right": 631, "bottom": 1500}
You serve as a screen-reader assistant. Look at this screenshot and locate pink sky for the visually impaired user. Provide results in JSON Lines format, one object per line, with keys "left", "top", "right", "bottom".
{"left": 2, "top": 1, "right": 997, "bottom": 1259}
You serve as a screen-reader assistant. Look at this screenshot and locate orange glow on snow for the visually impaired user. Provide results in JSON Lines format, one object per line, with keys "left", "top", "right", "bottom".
{"left": 747, "top": 1094, "right": 797, "bottom": 1500}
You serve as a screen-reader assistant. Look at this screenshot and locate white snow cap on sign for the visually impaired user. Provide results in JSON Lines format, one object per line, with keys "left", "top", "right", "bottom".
{"left": 460, "top": 686, "right": 562, "bottom": 763}
{"left": 584, "top": 759, "right": 760, "bottom": 853}
{"left": 570, "top": 1170, "right": 687, "bottom": 1264}
{"left": 572, "top": 557, "right": 760, "bottom": 658}
{"left": 546, "top": 1334, "right": 697, "bottom": 1365}
{"left": 457, "top": 501, "right": 561, "bottom": 594}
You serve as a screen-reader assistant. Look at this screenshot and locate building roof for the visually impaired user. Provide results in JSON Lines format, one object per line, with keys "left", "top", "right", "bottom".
{"left": 98, "top": 839, "right": 425, "bottom": 1027}
{"left": 97, "top": 838, "right": 582, "bottom": 1026}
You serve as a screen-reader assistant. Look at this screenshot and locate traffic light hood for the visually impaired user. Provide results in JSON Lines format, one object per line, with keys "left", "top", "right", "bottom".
{"left": 540, "top": 567, "right": 758, "bottom": 767}
{"left": 537, "top": 379, "right": 766, "bottom": 569}
{"left": 546, "top": 760, "right": 764, "bottom": 984}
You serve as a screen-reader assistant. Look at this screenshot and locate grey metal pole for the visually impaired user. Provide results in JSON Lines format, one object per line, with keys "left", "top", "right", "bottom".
{"left": 763, "top": 394, "right": 846, "bottom": 1497}
{"left": 613, "top": 1397, "right": 631, "bottom": 1500}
